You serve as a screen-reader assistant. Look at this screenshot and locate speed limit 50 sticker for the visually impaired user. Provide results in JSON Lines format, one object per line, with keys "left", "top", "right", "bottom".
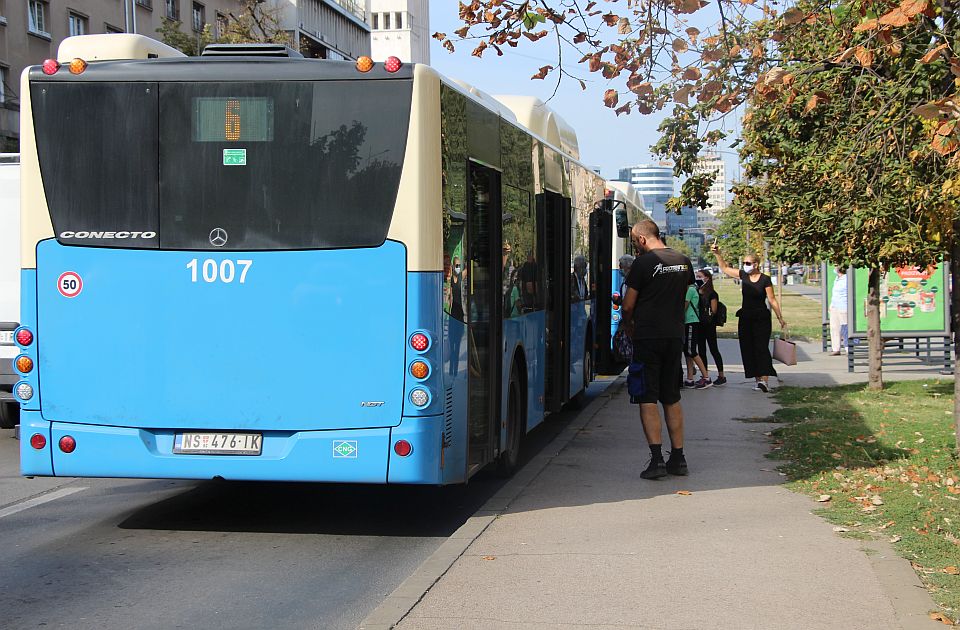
{"left": 57, "top": 271, "right": 83, "bottom": 298}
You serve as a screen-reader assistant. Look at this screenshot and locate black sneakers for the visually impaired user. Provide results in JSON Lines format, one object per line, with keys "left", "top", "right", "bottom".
{"left": 666, "top": 453, "right": 689, "bottom": 476}
{"left": 640, "top": 458, "right": 667, "bottom": 479}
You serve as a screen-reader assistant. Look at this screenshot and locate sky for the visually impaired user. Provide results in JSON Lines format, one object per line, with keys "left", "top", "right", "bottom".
{"left": 425, "top": 3, "right": 744, "bottom": 186}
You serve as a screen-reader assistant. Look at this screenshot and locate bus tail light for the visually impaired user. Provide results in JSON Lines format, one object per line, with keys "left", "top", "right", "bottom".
{"left": 30, "top": 433, "right": 46, "bottom": 450}
{"left": 612, "top": 292, "right": 621, "bottom": 310}
{"left": 410, "top": 360, "right": 429, "bottom": 379}
{"left": 42, "top": 59, "right": 61, "bottom": 75}
{"left": 410, "top": 388, "right": 429, "bottom": 407}
{"left": 356, "top": 56, "right": 374, "bottom": 73}
{"left": 15, "top": 356, "right": 33, "bottom": 373}
{"left": 59, "top": 436, "right": 77, "bottom": 453}
{"left": 410, "top": 333, "right": 429, "bottom": 352}
{"left": 15, "top": 382, "right": 33, "bottom": 401}
{"left": 384, "top": 56, "right": 402, "bottom": 73}
{"left": 394, "top": 440, "right": 412, "bottom": 457}
{"left": 68, "top": 58, "right": 88, "bottom": 74}
{"left": 16, "top": 328, "right": 33, "bottom": 346}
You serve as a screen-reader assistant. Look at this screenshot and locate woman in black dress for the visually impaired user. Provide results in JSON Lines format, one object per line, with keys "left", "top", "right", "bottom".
{"left": 711, "top": 247, "right": 786, "bottom": 392}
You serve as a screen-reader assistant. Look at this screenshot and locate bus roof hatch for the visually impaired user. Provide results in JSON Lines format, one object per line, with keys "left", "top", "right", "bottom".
{"left": 201, "top": 44, "right": 304, "bottom": 58}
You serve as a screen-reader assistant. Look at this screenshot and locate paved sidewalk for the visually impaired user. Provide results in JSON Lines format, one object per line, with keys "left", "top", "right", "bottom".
{"left": 377, "top": 340, "right": 950, "bottom": 630}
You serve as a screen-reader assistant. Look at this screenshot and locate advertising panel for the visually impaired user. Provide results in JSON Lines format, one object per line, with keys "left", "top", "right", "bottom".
{"left": 849, "top": 263, "right": 950, "bottom": 337}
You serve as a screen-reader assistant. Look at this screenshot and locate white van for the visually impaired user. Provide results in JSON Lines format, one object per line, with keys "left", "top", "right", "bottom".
{"left": 0, "top": 154, "right": 20, "bottom": 428}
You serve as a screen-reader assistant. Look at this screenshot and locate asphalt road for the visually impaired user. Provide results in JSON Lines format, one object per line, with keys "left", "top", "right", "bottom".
{"left": 0, "top": 378, "right": 613, "bottom": 630}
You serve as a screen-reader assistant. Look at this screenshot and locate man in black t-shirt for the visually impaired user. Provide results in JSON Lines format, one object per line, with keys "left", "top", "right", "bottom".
{"left": 621, "top": 220, "right": 694, "bottom": 479}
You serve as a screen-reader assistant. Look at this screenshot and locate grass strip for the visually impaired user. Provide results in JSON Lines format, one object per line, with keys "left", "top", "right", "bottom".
{"left": 770, "top": 380, "right": 960, "bottom": 621}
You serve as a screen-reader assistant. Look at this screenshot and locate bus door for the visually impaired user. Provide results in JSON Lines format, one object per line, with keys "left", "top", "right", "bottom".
{"left": 590, "top": 201, "right": 616, "bottom": 374}
{"left": 466, "top": 161, "right": 503, "bottom": 473}
{"left": 540, "top": 191, "right": 571, "bottom": 412}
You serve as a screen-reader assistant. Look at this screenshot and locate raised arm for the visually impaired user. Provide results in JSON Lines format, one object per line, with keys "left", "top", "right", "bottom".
{"left": 711, "top": 244, "right": 740, "bottom": 280}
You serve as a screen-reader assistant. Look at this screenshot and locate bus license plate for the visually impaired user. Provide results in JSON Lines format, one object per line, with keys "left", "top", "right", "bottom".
{"left": 0, "top": 331, "right": 13, "bottom": 346}
{"left": 174, "top": 433, "right": 262, "bottom": 455}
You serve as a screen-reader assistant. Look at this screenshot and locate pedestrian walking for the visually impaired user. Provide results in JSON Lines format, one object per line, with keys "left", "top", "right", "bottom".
{"left": 621, "top": 220, "right": 694, "bottom": 479}
{"left": 712, "top": 246, "right": 787, "bottom": 392}
{"left": 696, "top": 269, "right": 727, "bottom": 385}
{"left": 683, "top": 280, "right": 712, "bottom": 389}
{"left": 829, "top": 267, "right": 848, "bottom": 355}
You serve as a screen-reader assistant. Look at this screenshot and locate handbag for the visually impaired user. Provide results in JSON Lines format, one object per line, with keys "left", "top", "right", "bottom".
{"left": 613, "top": 327, "right": 634, "bottom": 362}
{"left": 772, "top": 330, "right": 797, "bottom": 366}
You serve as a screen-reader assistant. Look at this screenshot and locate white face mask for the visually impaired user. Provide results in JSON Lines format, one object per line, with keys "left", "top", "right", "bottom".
{"left": 743, "top": 263, "right": 755, "bottom": 273}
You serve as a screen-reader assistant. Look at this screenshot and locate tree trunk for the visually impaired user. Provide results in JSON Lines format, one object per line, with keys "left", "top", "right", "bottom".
{"left": 867, "top": 268, "right": 884, "bottom": 390}
{"left": 952, "top": 246, "right": 960, "bottom": 451}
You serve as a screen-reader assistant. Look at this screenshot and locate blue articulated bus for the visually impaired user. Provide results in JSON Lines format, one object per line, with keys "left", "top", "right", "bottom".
{"left": 15, "top": 35, "right": 620, "bottom": 484}
{"left": 594, "top": 181, "right": 648, "bottom": 375}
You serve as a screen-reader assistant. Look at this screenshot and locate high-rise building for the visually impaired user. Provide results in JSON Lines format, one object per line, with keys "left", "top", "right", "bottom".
{"left": 616, "top": 163, "right": 675, "bottom": 229}
{"left": 287, "top": 0, "right": 373, "bottom": 61}
{"left": 368, "top": 0, "right": 429, "bottom": 64}
{"left": 693, "top": 152, "right": 727, "bottom": 228}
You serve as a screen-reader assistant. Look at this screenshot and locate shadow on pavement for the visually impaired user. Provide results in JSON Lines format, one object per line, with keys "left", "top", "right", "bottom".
{"left": 116, "top": 383, "right": 606, "bottom": 537}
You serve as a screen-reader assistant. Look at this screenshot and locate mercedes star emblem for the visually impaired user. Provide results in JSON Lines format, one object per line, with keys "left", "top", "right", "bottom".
{"left": 209, "top": 228, "right": 228, "bottom": 247}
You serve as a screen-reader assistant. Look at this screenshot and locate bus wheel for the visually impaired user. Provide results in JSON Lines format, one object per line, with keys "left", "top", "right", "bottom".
{"left": 0, "top": 401, "right": 19, "bottom": 429}
{"left": 570, "top": 347, "right": 591, "bottom": 409}
{"left": 496, "top": 370, "right": 523, "bottom": 477}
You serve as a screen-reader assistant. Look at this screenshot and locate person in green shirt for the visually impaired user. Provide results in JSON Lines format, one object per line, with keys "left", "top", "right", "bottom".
{"left": 683, "top": 282, "right": 712, "bottom": 389}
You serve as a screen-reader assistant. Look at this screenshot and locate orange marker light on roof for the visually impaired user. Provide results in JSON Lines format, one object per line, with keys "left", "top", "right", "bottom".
{"left": 356, "top": 56, "right": 374, "bottom": 73}
{"left": 68, "top": 58, "right": 88, "bottom": 74}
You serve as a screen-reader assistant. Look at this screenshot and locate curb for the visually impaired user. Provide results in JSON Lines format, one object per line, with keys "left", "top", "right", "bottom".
{"left": 357, "top": 375, "right": 626, "bottom": 630}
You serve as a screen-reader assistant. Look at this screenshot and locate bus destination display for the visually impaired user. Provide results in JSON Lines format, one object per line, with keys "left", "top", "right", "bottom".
{"left": 193, "top": 97, "right": 274, "bottom": 142}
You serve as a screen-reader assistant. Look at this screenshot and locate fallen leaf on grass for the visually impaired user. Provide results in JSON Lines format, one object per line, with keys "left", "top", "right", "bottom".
{"left": 879, "top": 520, "right": 896, "bottom": 529}
{"left": 871, "top": 495, "right": 884, "bottom": 505}
{"left": 677, "top": 490, "right": 693, "bottom": 496}
{"left": 890, "top": 535, "right": 902, "bottom": 543}
{"left": 481, "top": 556, "right": 496, "bottom": 561}
{"left": 944, "top": 566, "right": 960, "bottom": 575}
{"left": 833, "top": 526, "right": 850, "bottom": 533}
{"left": 817, "top": 495, "right": 832, "bottom": 502}
{"left": 929, "top": 611, "right": 954, "bottom": 625}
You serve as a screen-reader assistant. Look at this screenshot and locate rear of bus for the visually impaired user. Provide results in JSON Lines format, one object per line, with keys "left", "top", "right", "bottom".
{"left": 17, "top": 36, "right": 449, "bottom": 484}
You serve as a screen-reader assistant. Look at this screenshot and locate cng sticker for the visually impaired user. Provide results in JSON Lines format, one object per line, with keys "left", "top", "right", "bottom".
{"left": 57, "top": 271, "right": 83, "bottom": 298}
{"left": 223, "top": 149, "right": 247, "bottom": 166}
{"left": 333, "top": 440, "right": 358, "bottom": 459}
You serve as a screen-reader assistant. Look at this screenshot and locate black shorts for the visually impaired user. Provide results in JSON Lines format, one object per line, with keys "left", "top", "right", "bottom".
{"left": 683, "top": 323, "right": 700, "bottom": 359}
{"left": 631, "top": 337, "right": 683, "bottom": 405}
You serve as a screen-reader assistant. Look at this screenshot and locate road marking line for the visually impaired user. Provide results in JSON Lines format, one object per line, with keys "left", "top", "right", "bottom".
{"left": 0, "top": 487, "right": 87, "bottom": 520}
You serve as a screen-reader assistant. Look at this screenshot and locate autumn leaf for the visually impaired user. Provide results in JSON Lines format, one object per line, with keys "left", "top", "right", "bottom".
{"left": 482, "top": 555, "right": 496, "bottom": 561}
{"left": 943, "top": 566, "right": 960, "bottom": 575}
{"left": 804, "top": 92, "right": 829, "bottom": 113}
{"left": 911, "top": 103, "right": 941, "bottom": 120}
{"left": 676, "top": 490, "right": 693, "bottom": 495}
{"left": 740, "top": 0, "right": 756, "bottom": 5}
{"left": 675, "top": 0, "right": 708, "bottom": 14}
{"left": 929, "top": 612, "right": 954, "bottom": 625}
{"left": 682, "top": 67, "right": 702, "bottom": 81}
{"left": 921, "top": 43, "right": 948, "bottom": 64}
{"left": 617, "top": 17, "right": 632, "bottom": 34}
{"left": 782, "top": 8, "right": 804, "bottom": 24}
{"left": 834, "top": 48, "right": 856, "bottom": 63}
{"left": 817, "top": 494, "right": 831, "bottom": 502}
{"left": 432, "top": 32, "right": 447, "bottom": 41}
{"left": 602, "top": 13, "right": 619, "bottom": 26}
{"left": 933, "top": 120, "right": 960, "bottom": 155}
{"left": 854, "top": 46, "right": 874, "bottom": 67}
{"left": 853, "top": 18, "right": 878, "bottom": 32}
{"left": 878, "top": 8, "right": 911, "bottom": 27}
{"left": 901, "top": 0, "right": 929, "bottom": 16}
{"left": 674, "top": 85, "right": 694, "bottom": 105}
{"left": 603, "top": 89, "right": 619, "bottom": 108}
{"left": 531, "top": 65, "right": 553, "bottom": 80}
{"left": 686, "top": 27, "right": 700, "bottom": 43}
{"left": 672, "top": 38, "right": 689, "bottom": 53}
{"left": 627, "top": 75, "right": 653, "bottom": 95}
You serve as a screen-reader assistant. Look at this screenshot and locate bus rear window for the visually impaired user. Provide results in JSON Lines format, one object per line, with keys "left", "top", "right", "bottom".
{"left": 159, "top": 80, "right": 412, "bottom": 250}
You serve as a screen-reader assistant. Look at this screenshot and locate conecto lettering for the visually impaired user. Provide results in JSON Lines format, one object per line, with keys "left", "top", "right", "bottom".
{"left": 59, "top": 231, "right": 156, "bottom": 239}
